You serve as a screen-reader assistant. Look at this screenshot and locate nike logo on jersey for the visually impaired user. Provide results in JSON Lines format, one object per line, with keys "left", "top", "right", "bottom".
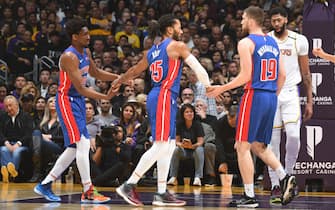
{"left": 79, "top": 59, "right": 84, "bottom": 63}
{"left": 152, "top": 50, "right": 161, "bottom": 59}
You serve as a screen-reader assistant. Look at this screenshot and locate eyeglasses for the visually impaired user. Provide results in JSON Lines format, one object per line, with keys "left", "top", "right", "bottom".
{"left": 183, "top": 94, "right": 193, "bottom": 96}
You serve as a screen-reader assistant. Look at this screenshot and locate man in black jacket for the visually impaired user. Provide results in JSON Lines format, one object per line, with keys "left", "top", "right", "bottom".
{"left": 91, "top": 125, "right": 132, "bottom": 186}
{"left": 215, "top": 105, "right": 241, "bottom": 184}
{"left": 0, "top": 95, "right": 33, "bottom": 182}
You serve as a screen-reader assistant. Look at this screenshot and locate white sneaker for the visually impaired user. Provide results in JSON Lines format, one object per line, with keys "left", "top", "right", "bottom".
{"left": 167, "top": 177, "right": 177, "bottom": 186}
{"left": 193, "top": 177, "right": 202, "bottom": 186}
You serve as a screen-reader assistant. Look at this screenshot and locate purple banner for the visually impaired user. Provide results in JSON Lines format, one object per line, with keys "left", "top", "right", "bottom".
{"left": 301, "top": 0, "right": 335, "bottom": 120}
{"left": 293, "top": 120, "right": 335, "bottom": 191}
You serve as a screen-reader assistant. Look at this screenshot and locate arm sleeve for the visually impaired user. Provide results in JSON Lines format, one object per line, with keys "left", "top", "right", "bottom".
{"left": 184, "top": 54, "right": 211, "bottom": 87}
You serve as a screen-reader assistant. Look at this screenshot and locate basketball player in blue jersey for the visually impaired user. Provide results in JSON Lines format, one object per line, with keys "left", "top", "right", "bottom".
{"left": 207, "top": 6, "right": 297, "bottom": 208}
{"left": 34, "top": 18, "right": 118, "bottom": 203}
{"left": 111, "top": 14, "right": 211, "bottom": 207}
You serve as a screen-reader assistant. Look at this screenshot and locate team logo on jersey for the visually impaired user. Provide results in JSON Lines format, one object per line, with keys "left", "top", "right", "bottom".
{"left": 280, "top": 49, "right": 292, "bottom": 56}
{"left": 152, "top": 50, "right": 161, "bottom": 59}
{"left": 306, "top": 125, "right": 323, "bottom": 160}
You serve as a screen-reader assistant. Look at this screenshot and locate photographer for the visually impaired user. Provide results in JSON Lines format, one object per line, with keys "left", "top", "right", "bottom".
{"left": 90, "top": 125, "right": 132, "bottom": 187}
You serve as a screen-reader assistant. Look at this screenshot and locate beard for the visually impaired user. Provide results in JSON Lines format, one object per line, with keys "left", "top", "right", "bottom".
{"left": 172, "top": 30, "right": 181, "bottom": 41}
{"left": 274, "top": 24, "right": 286, "bottom": 36}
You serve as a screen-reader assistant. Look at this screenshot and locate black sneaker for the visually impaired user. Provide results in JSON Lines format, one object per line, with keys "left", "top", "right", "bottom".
{"left": 116, "top": 183, "right": 143, "bottom": 206}
{"left": 204, "top": 176, "right": 216, "bottom": 187}
{"left": 270, "top": 185, "right": 282, "bottom": 205}
{"left": 229, "top": 193, "right": 259, "bottom": 208}
{"left": 152, "top": 191, "right": 186, "bottom": 206}
{"left": 280, "top": 175, "right": 297, "bottom": 205}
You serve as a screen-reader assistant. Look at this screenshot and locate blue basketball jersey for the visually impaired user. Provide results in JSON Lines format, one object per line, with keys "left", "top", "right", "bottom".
{"left": 58, "top": 46, "right": 90, "bottom": 97}
{"left": 146, "top": 38, "right": 183, "bottom": 141}
{"left": 57, "top": 46, "right": 89, "bottom": 146}
{"left": 146, "top": 38, "right": 183, "bottom": 95}
{"left": 245, "top": 34, "right": 280, "bottom": 92}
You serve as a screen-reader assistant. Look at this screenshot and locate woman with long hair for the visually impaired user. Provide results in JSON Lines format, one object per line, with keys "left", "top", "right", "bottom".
{"left": 29, "top": 97, "right": 64, "bottom": 182}
{"left": 114, "top": 102, "right": 141, "bottom": 150}
{"left": 167, "top": 103, "right": 205, "bottom": 186}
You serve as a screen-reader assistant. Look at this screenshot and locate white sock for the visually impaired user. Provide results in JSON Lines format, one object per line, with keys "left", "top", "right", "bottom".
{"left": 157, "top": 140, "right": 176, "bottom": 194}
{"left": 275, "top": 166, "right": 287, "bottom": 181}
{"left": 244, "top": 183, "right": 255, "bottom": 198}
{"left": 41, "top": 147, "right": 76, "bottom": 185}
{"left": 127, "top": 141, "right": 170, "bottom": 185}
{"left": 268, "top": 128, "right": 281, "bottom": 188}
{"left": 76, "top": 135, "right": 92, "bottom": 192}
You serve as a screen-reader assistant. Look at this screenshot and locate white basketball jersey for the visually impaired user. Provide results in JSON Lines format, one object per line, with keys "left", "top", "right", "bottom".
{"left": 268, "top": 30, "right": 309, "bottom": 88}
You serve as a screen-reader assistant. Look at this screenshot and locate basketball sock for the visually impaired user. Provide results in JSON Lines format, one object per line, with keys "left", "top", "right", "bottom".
{"left": 41, "top": 147, "right": 76, "bottom": 185}
{"left": 244, "top": 183, "right": 255, "bottom": 198}
{"left": 275, "top": 166, "right": 287, "bottom": 181}
{"left": 76, "top": 136, "right": 91, "bottom": 192}
{"left": 268, "top": 128, "right": 281, "bottom": 187}
{"left": 127, "top": 141, "right": 170, "bottom": 185}
{"left": 157, "top": 140, "right": 176, "bottom": 193}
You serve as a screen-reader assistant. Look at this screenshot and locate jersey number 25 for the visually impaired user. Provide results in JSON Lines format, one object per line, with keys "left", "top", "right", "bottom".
{"left": 150, "top": 60, "right": 163, "bottom": 82}
{"left": 260, "top": 58, "right": 277, "bottom": 81}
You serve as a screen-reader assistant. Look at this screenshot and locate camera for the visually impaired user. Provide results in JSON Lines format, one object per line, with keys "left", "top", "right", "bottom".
{"left": 96, "top": 126, "right": 120, "bottom": 147}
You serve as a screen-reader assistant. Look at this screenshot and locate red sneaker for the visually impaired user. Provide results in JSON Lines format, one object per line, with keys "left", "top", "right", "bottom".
{"left": 116, "top": 183, "right": 143, "bottom": 206}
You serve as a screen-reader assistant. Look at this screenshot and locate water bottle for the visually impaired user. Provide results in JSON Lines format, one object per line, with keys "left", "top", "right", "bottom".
{"left": 66, "top": 166, "right": 74, "bottom": 184}
{"left": 153, "top": 167, "right": 157, "bottom": 179}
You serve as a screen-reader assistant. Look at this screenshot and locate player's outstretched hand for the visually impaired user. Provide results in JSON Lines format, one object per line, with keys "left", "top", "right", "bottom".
{"left": 111, "top": 78, "right": 122, "bottom": 91}
{"left": 107, "top": 85, "right": 119, "bottom": 99}
{"left": 206, "top": 85, "right": 225, "bottom": 98}
{"left": 312, "top": 48, "right": 324, "bottom": 57}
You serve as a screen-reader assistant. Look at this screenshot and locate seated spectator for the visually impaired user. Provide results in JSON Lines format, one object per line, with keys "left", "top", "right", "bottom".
{"left": 217, "top": 91, "right": 233, "bottom": 119}
{"left": 111, "top": 84, "right": 135, "bottom": 117}
{"left": 91, "top": 125, "right": 131, "bottom": 186}
{"left": 0, "top": 95, "right": 33, "bottom": 182}
{"left": 0, "top": 83, "right": 8, "bottom": 111}
{"left": 113, "top": 102, "right": 141, "bottom": 154}
{"left": 129, "top": 97, "right": 151, "bottom": 167}
{"left": 168, "top": 103, "right": 205, "bottom": 186}
{"left": 19, "top": 93, "right": 35, "bottom": 117}
{"left": 37, "top": 69, "right": 51, "bottom": 98}
{"left": 45, "top": 83, "right": 58, "bottom": 99}
{"left": 19, "top": 82, "right": 40, "bottom": 103}
{"left": 96, "top": 99, "right": 119, "bottom": 127}
{"left": 85, "top": 99, "right": 102, "bottom": 153}
{"left": 215, "top": 105, "right": 241, "bottom": 186}
{"left": 115, "top": 19, "right": 140, "bottom": 49}
{"left": 10, "top": 75, "right": 27, "bottom": 100}
{"left": 29, "top": 96, "right": 64, "bottom": 182}
{"left": 88, "top": 7, "right": 111, "bottom": 37}
{"left": 194, "top": 98, "right": 218, "bottom": 186}
{"left": 33, "top": 96, "right": 46, "bottom": 129}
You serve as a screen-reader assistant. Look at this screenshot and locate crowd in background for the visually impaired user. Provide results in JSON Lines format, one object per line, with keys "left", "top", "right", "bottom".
{"left": 0, "top": 0, "right": 304, "bottom": 186}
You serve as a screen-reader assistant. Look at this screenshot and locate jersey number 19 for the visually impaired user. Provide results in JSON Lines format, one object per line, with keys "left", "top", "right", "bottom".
{"left": 260, "top": 58, "right": 277, "bottom": 81}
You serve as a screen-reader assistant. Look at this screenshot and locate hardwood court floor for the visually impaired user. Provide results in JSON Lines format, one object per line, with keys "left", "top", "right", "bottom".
{"left": 0, "top": 182, "right": 334, "bottom": 210}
